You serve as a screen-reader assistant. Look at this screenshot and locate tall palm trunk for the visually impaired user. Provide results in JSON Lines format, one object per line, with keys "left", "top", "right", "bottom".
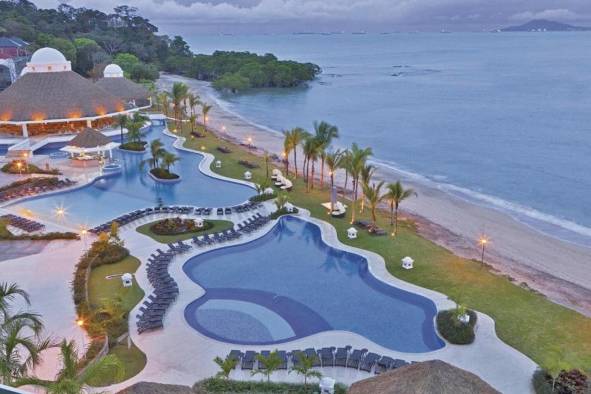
{"left": 389, "top": 201, "right": 395, "bottom": 226}
{"left": 293, "top": 150, "right": 298, "bottom": 178}
{"left": 311, "top": 160, "right": 316, "bottom": 190}
{"left": 351, "top": 178, "right": 358, "bottom": 223}
{"left": 320, "top": 157, "right": 325, "bottom": 188}
{"left": 394, "top": 203, "right": 400, "bottom": 235}
{"left": 330, "top": 172, "right": 335, "bottom": 211}
{"left": 343, "top": 171, "right": 349, "bottom": 198}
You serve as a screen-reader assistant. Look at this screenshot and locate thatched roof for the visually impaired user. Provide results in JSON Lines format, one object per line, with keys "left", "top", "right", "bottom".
{"left": 348, "top": 360, "right": 500, "bottom": 394}
{"left": 67, "top": 128, "right": 112, "bottom": 148}
{"left": 95, "top": 77, "right": 150, "bottom": 104}
{"left": 0, "top": 71, "right": 125, "bottom": 123}
{"left": 116, "top": 382, "right": 194, "bottom": 394}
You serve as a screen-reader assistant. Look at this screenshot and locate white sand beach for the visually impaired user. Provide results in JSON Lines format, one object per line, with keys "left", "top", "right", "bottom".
{"left": 158, "top": 74, "right": 591, "bottom": 317}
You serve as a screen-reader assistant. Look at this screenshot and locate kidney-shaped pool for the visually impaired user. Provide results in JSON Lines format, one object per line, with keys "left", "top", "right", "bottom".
{"left": 183, "top": 216, "right": 444, "bottom": 353}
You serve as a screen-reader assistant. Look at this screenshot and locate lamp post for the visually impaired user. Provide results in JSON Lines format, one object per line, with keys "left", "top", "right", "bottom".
{"left": 247, "top": 136, "right": 253, "bottom": 149}
{"left": 478, "top": 236, "right": 489, "bottom": 265}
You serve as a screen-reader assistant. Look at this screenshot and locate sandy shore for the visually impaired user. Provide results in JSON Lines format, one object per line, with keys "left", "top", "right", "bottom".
{"left": 158, "top": 74, "right": 591, "bottom": 317}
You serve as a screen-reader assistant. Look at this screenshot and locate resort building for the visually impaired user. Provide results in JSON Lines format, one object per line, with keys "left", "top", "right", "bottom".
{"left": 0, "top": 47, "right": 149, "bottom": 138}
{"left": 0, "top": 37, "right": 28, "bottom": 91}
{"left": 95, "top": 64, "right": 151, "bottom": 108}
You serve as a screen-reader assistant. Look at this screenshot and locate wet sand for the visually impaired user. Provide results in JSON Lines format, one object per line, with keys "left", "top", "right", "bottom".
{"left": 158, "top": 74, "right": 591, "bottom": 317}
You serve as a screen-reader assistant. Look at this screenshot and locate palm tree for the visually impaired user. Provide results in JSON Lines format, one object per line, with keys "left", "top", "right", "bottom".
{"left": 17, "top": 340, "right": 124, "bottom": 394}
{"left": 313, "top": 121, "right": 339, "bottom": 188}
{"left": 289, "top": 351, "right": 322, "bottom": 386}
{"left": 214, "top": 355, "right": 237, "bottom": 380}
{"left": 201, "top": 103, "right": 212, "bottom": 131}
{"left": 0, "top": 319, "right": 53, "bottom": 385}
{"left": 161, "top": 151, "right": 180, "bottom": 173}
{"left": 125, "top": 113, "right": 146, "bottom": 144}
{"left": 348, "top": 143, "right": 373, "bottom": 224}
{"left": 359, "top": 164, "right": 376, "bottom": 213}
{"left": 282, "top": 130, "right": 293, "bottom": 175}
{"left": 325, "top": 149, "right": 343, "bottom": 211}
{"left": 275, "top": 192, "right": 289, "bottom": 212}
{"left": 157, "top": 91, "right": 169, "bottom": 116}
{"left": 189, "top": 114, "right": 198, "bottom": 133}
{"left": 187, "top": 93, "right": 201, "bottom": 118}
{"left": 116, "top": 115, "right": 127, "bottom": 144}
{"left": 263, "top": 151, "right": 270, "bottom": 179}
{"left": 170, "top": 82, "right": 189, "bottom": 130}
{"left": 302, "top": 137, "right": 320, "bottom": 192}
{"left": 251, "top": 350, "right": 282, "bottom": 383}
{"left": 143, "top": 139, "right": 164, "bottom": 169}
{"left": 0, "top": 283, "right": 33, "bottom": 322}
{"left": 340, "top": 149, "right": 352, "bottom": 198}
{"left": 363, "top": 181, "right": 385, "bottom": 227}
{"left": 384, "top": 181, "right": 417, "bottom": 235}
{"left": 289, "top": 127, "right": 308, "bottom": 178}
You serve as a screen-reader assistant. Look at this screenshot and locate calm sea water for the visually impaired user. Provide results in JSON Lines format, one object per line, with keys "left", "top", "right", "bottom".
{"left": 187, "top": 32, "right": 591, "bottom": 247}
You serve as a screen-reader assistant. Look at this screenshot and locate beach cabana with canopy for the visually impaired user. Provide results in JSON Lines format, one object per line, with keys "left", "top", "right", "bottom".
{"left": 61, "top": 128, "right": 119, "bottom": 165}
{"left": 0, "top": 48, "right": 146, "bottom": 137}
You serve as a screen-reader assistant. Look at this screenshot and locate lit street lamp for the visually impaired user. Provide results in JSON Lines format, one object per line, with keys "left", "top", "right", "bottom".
{"left": 478, "top": 236, "right": 489, "bottom": 264}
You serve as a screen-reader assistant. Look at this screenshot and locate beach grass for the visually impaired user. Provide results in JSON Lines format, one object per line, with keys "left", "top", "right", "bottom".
{"left": 136, "top": 219, "right": 234, "bottom": 244}
{"left": 177, "top": 123, "right": 591, "bottom": 371}
{"left": 87, "top": 256, "right": 147, "bottom": 385}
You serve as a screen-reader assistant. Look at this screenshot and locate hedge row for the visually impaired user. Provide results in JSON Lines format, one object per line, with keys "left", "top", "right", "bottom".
{"left": 193, "top": 378, "right": 347, "bottom": 394}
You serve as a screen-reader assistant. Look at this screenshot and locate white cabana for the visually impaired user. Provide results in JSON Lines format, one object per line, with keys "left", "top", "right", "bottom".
{"left": 244, "top": 171, "right": 252, "bottom": 180}
{"left": 271, "top": 168, "right": 282, "bottom": 180}
{"left": 60, "top": 128, "right": 119, "bottom": 161}
{"left": 285, "top": 202, "right": 295, "bottom": 213}
{"left": 347, "top": 227, "right": 358, "bottom": 239}
{"left": 121, "top": 273, "right": 133, "bottom": 288}
{"left": 322, "top": 201, "right": 347, "bottom": 218}
{"left": 215, "top": 160, "right": 222, "bottom": 168}
{"left": 402, "top": 256, "right": 414, "bottom": 270}
{"left": 195, "top": 218, "right": 204, "bottom": 228}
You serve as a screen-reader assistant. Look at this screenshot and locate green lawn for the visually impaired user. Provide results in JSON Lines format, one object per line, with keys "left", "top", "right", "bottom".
{"left": 179, "top": 123, "right": 591, "bottom": 371}
{"left": 85, "top": 342, "right": 147, "bottom": 387}
{"left": 87, "top": 256, "right": 147, "bottom": 385}
{"left": 136, "top": 219, "right": 234, "bottom": 243}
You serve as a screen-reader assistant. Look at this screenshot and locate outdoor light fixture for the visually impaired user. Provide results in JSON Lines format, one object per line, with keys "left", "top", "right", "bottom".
{"left": 478, "top": 235, "right": 489, "bottom": 264}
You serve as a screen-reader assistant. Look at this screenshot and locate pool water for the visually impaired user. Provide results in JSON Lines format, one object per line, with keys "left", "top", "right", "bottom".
{"left": 184, "top": 216, "right": 444, "bottom": 353}
{"left": 6, "top": 125, "right": 254, "bottom": 227}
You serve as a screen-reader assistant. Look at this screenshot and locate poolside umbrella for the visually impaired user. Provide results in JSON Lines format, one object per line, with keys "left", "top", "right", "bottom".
{"left": 348, "top": 360, "right": 499, "bottom": 394}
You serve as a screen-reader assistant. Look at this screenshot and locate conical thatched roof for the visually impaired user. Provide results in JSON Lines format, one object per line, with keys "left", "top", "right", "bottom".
{"left": 348, "top": 360, "right": 499, "bottom": 394}
{"left": 67, "top": 128, "right": 112, "bottom": 148}
{"left": 0, "top": 71, "right": 125, "bottom": 122}
{"left": 95, "top": 77, "right": 150, "bottom": 104}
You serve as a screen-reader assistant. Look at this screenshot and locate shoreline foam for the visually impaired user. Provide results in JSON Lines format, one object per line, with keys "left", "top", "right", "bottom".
{"left": 158, "top": 74, "right": 591, "bottom": 317}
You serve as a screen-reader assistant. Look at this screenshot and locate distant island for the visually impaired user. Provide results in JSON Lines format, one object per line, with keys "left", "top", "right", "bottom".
{"left": 499, "top": 19, "right": 591, "bottom": 32}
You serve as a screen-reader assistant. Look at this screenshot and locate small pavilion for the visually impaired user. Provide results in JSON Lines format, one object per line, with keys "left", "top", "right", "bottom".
{"left": 61, "top": 128, "right": 119, "bottom": 166}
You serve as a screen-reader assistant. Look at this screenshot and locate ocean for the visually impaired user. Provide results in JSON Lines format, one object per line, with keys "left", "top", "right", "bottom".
{"left": 186, "top": 32, "right": 591, "bottom": 247}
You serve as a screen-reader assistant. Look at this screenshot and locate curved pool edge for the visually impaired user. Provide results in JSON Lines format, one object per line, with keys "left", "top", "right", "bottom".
{"left": 180, "top": 212, "right": 450, "bottom": 354}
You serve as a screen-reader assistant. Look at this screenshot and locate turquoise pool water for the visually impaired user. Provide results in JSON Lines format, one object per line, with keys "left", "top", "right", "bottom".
{"left": 184, "top": 216, "right": 444, "bottom": 353}
{"left": 6, "top": 124, "right": 254, "bottom": 227}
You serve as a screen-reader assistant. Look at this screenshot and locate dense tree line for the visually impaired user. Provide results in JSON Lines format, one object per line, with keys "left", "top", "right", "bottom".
{"left": 0, "top": 0, "right": 320, "bottom": 89}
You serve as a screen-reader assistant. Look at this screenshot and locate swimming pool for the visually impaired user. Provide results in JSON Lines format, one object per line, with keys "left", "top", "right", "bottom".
{"left": 5, "top": 125, "right": 254, "bottom": 227}
{"left": 184, "top": 216, "right": 445, "bottom": 353}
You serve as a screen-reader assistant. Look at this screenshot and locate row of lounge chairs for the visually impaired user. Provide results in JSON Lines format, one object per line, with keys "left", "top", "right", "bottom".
{"left": 137, "top": 247, "right": 183, "bottom": 334}
{"left": 0, "top": 178, "right": 75, "bottom": 203}
{"left": 89, "top": 202, "right": 262, "bottom": 234}
{"left": 0, "top": 214, "right": 45, "bottom": 232}
{"left": 236, "top": 213, "right": 270, "bottom": 234}
{"left": 354, "top": 220, "right": 388, "bottom": 236}
{"left": 228, "top": 347, "right": 409, "bottom": 375}
{"left": 192, "top": 229, "right": 242, "bottom": 247}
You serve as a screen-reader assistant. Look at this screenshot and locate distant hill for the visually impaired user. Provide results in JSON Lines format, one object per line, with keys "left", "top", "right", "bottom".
{"left": 500, "top": 19, "right": 591, "bottom": 32}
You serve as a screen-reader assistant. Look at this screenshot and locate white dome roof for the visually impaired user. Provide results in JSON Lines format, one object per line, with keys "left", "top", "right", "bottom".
{"left": 103, "top": 64, "right": 124, "bottom": 78}
{"left": 30, "top": 47, "right": 67, "bottom": 65}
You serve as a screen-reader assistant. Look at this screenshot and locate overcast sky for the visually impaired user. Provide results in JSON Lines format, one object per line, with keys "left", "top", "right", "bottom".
{"left": 32, "top": 0, "right": 591, "bottom": 34}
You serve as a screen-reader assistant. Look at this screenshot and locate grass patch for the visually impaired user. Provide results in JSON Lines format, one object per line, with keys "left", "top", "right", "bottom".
{"left": 150, "top": 168, "right": 179, "bottom": 179}
{"left": 87, "top": 255, "right": 144, "bottom": 311}
{"left": 1, "top": 160, "right": 60, "bottom": 175}
{"left": 119, "top": 141, "right": 147, "bottom": 152}
{"left": 136, "top": 219, "right": 234, "bottom": 244}
{"left": 177, "top": 122, "right": 591, "bottom": 371}
{"left": 86, "top": 342, "right": 147, "bottom": 387}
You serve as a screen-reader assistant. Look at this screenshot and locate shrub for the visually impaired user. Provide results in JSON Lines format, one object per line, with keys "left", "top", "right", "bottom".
{"left": 150, "top": 217, "right": 213, "bottom": 235}
{"left": 249, "top": 192, "right": 276, "bottom": 203}
{"left": 119, "top": 141, "right": 147, "bottom": 151}
{"left": 436, "top": 308, "right": 477, "bottom": 345}
{"left": 150, "top": 168, "right": 179, "bottom": 180}
{"left": 533, "top": 368, "right": 589, "bottom": 394}
{"left": 1, "top": 160, "right": 60, "bottom": 175}
{"left": 270, "top": 207, "right": 298, "bottom": 220}
{"left": 193, "top": 378, "right": 347, "bottom": 394}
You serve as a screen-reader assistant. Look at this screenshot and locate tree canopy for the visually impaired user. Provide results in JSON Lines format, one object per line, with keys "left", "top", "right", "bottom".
{"left": 0, "top": 0, "right": 320, "bottom": 89}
